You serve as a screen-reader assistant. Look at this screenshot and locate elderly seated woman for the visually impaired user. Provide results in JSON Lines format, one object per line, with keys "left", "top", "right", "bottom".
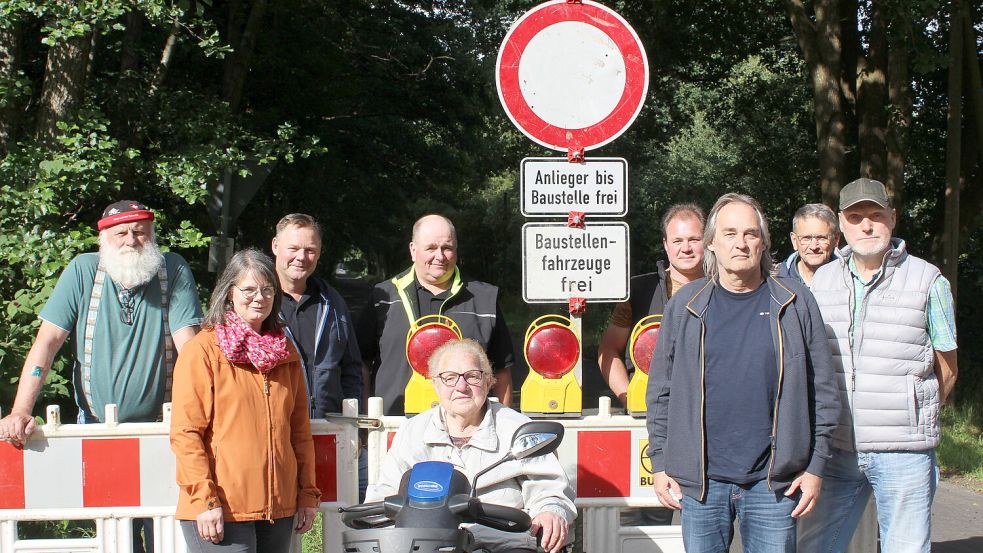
{"left": 366, "top": 339, "right": 576, "bottom": 553}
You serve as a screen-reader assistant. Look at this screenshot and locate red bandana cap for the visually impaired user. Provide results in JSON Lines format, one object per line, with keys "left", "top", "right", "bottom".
{"left": 98, "top": 200, "right": 155, "bottom": 231}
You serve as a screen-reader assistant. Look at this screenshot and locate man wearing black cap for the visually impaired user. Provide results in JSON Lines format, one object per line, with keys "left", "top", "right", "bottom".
{"left": 802, "top": 179, "right": 958, "bottom": 553}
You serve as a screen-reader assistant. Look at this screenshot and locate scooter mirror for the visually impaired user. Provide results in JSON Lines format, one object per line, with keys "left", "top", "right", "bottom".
{"left": 469, "top": 421, "right": 565, "bottom": 498}
{"left": 510, "top": 421, "right": 564, "bottom": 460}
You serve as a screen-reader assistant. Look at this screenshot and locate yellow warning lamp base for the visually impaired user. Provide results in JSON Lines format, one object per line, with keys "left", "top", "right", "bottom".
{"left": 520, "top": 370, "right": 582, "bottom": 417}
{"left": 404, "top": 371, "right": 440, "bottom": 415}
{"left": 627, "top": 371, "right": 649, "bottom": 417}
{"left": 520, "top": 314, "right": 582, "bottom": 418}
{"left": 626, "top": 314, "right": 662, "bottom": 418}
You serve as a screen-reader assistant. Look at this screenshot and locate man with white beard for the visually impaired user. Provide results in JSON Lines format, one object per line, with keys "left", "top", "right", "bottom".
{"left": 0, "top": 201, "right": 202, "bottom": 445}
{"left": 802, "top": 179, "right": 958, "bottom": 553}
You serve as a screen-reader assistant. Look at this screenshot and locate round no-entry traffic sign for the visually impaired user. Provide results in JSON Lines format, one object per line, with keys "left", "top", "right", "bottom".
{"left": 496, "top": 0, "right": 649, "bottom": 152}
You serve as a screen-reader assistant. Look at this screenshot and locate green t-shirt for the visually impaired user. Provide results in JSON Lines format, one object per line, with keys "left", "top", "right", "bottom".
{"left": 40, "top": 252, "right": 202, "bottom": 422}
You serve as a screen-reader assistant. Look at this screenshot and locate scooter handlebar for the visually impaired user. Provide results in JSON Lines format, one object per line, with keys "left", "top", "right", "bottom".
{"left": 339, "top": 501, "right": 390, "bottom": 529}
{"left": 461, "top": 497, "right": 532, "bottom": 533}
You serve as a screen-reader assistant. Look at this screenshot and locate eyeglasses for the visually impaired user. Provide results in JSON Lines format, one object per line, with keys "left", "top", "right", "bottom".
{"left": 434, "top": 370, "right": 485, "bottom": 387}
{"left": 794, "top": 234, "right": 831, "bottom": 246}
{"left": 234, "top": 285, "right": 276, "bottom": 301}
{"left": 118, "top": 288, "right": 134, "bottom": 325}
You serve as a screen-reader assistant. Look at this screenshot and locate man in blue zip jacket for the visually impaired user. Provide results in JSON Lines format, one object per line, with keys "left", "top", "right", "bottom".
{"left": 357, "top": 214, "right": 514, "bottom": 416}
{"left": 645, "top": 193, "right": 840, "bottom": 553}
{"left": 272, "top": 213, "right": 362, "bottom": 416}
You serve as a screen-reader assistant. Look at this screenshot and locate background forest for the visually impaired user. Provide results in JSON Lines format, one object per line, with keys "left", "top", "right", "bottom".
{"left": 0, "top": 0, "right": 981, "bottom": 444}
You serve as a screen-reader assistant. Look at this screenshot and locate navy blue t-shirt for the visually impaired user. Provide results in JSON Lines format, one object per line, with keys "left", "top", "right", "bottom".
{"left": 703, "top": 283, "right": 778, "bottom": 484}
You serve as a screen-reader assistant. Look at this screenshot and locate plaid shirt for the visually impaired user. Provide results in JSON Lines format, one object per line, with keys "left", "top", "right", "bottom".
{"left": 849, "top": 256, "right": 957, "bottom": 352}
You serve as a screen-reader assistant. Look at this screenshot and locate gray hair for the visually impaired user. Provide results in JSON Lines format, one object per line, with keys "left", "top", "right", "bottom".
{"left": 703, "top": 193, "right": 774, "bottom": 281}
{"left": 792, "top": 203, "right": 839, "bottom": 236}
{"left": 661, "top": 203, "right": 705, "bottom": 236}
{"left": 428, "top": 339, "right": 496, "bottom": 385}
{"left": 276, "top": 213, "right": 322, "bottom": 240}
{"left": 204, "top": 248, "right": 283, "bottom": 333}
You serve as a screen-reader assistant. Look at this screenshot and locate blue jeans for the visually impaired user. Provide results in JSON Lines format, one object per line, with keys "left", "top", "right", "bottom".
{"left": 798, "top": 447, "right": 938, "bottom": 553}
{"left": 680, "top": 478, "right": 796, "bottom": 553}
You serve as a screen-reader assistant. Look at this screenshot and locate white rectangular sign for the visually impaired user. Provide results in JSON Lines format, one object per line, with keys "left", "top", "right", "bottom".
{"left": 521, "top": 157, "right": 627, "bottom": 217}
{"left": 522, "top": 222, "right": 630, "bottom": 303}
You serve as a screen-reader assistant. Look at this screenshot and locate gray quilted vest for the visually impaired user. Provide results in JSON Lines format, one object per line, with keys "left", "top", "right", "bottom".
{"left": 811, "top": 239, "right": 941, "bottom": 452}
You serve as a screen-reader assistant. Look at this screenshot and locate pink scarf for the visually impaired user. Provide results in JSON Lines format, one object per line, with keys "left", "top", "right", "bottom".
{"left": 215, "top": 311, "right": 289, "bottom": 373}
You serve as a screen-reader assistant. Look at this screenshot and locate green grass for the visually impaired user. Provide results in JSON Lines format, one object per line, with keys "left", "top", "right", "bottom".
{"left": 938, "top": 403, "right": 983, "bottom": 484}
{"left": 302, "top": 511, "right": 323, "bottom": 553}
{"left": 17, "top": 519, "right": 95, "bottom": 539}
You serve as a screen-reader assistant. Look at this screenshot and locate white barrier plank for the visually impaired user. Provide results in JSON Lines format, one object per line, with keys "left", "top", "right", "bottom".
{"left": 139, "top": 435, "right": 178, "bottom": 506}
{"left": 24, "top": 438, "right": 82, "bottom": 509}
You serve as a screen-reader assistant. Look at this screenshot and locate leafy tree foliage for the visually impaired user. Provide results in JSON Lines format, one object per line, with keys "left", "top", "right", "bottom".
{"left": 1, "top": 0, "right": 980, "bottom": 413}
{"left": 0, "top": 1, "right": 319, "bottom": 414}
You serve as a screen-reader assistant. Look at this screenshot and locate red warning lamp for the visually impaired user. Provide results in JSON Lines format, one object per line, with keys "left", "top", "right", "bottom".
{"left": 404, "top": 315, "right": 462, "bottom": 414}
{"left": 525, "top": 323, "right": 580, "bottom": 378}
{"left": 627, "top": 314, "right": 662, "bottom": 415}
{"left": 629, "top": 318, "right": 661, "bottom": 375}
{"left": 520, "top": 315, "right": 582, "bottom": 415}
{"left": 406, "top": 315, "right": 462, "bottom": 378}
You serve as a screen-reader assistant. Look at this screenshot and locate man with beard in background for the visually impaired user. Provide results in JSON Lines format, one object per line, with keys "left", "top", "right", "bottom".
{"left": 0, "top": 201, "right": 202, "bottom": 553}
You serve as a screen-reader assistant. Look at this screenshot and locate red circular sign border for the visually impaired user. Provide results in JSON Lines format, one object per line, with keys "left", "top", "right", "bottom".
{"left": 497, "top": 1, "right": 648, "bottom": 151}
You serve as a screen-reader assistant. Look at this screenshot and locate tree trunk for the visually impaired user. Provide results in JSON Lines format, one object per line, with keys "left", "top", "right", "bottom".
{"left": 839, "top": 0, "right": 860, "bottom": 176}
{"left": 0, "top": 21, "right": 22, "bottom": 154}
{"left": 36, "top": 31, "right": 94, "bottom": 143}
{"left": 942, "top": 0, "right": 963, "bottom": 301}
{"left": 115, "top": 9, "right": 145, "bottom": 151}
{"left": 858, "top": 0, "right": 888, "bottom": 182}
{"left": 786, "top": 0, "right": 847, "bottom": 207}
{"left": 885, "top": 17, "right": 911, "bottom": 218}
{"left": 150, "top": 14, "right": 184, "bottom": 96}
{"left": 957, "top": 7, "right": 982, "bottom": 259}
{"left": 223, "top": 0, "right": 268, "bottom": 113}
{"left": 962, "top": 13, "right": 983, "bottom": 164}
{"left": 119, "top": 10, "right": 143, "bottom": 74}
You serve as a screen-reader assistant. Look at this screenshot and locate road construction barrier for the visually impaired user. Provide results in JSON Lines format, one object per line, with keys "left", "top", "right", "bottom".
{"left": 3, "top": 397, "right": 875, "bottom": 553}
{"left": 0, "top": 401, "right": 360, "bottom": 553}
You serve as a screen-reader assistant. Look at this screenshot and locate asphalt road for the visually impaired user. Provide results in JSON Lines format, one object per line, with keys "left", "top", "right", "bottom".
{"left": 932, "top": 480, "right": 983, "bottom": 553}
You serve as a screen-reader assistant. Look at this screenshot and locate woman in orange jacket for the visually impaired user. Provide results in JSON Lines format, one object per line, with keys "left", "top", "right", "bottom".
{"left": 170, "top": 248, "right": 320, "bottom": 551}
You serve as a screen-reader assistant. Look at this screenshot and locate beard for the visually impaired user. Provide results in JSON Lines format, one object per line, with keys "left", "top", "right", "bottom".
{"left": 99, "top": 234, "right": 165, "bottom": 289}
{"left": 850, "top": 235, "right": 891, "bottom": 259}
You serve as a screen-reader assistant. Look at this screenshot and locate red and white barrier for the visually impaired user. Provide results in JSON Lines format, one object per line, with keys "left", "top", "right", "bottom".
{"left": 2, "top": 397, "right": 875, "bottom": 553}
{"left": 0, "top": 401, "right": 360, "bottom": 553}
